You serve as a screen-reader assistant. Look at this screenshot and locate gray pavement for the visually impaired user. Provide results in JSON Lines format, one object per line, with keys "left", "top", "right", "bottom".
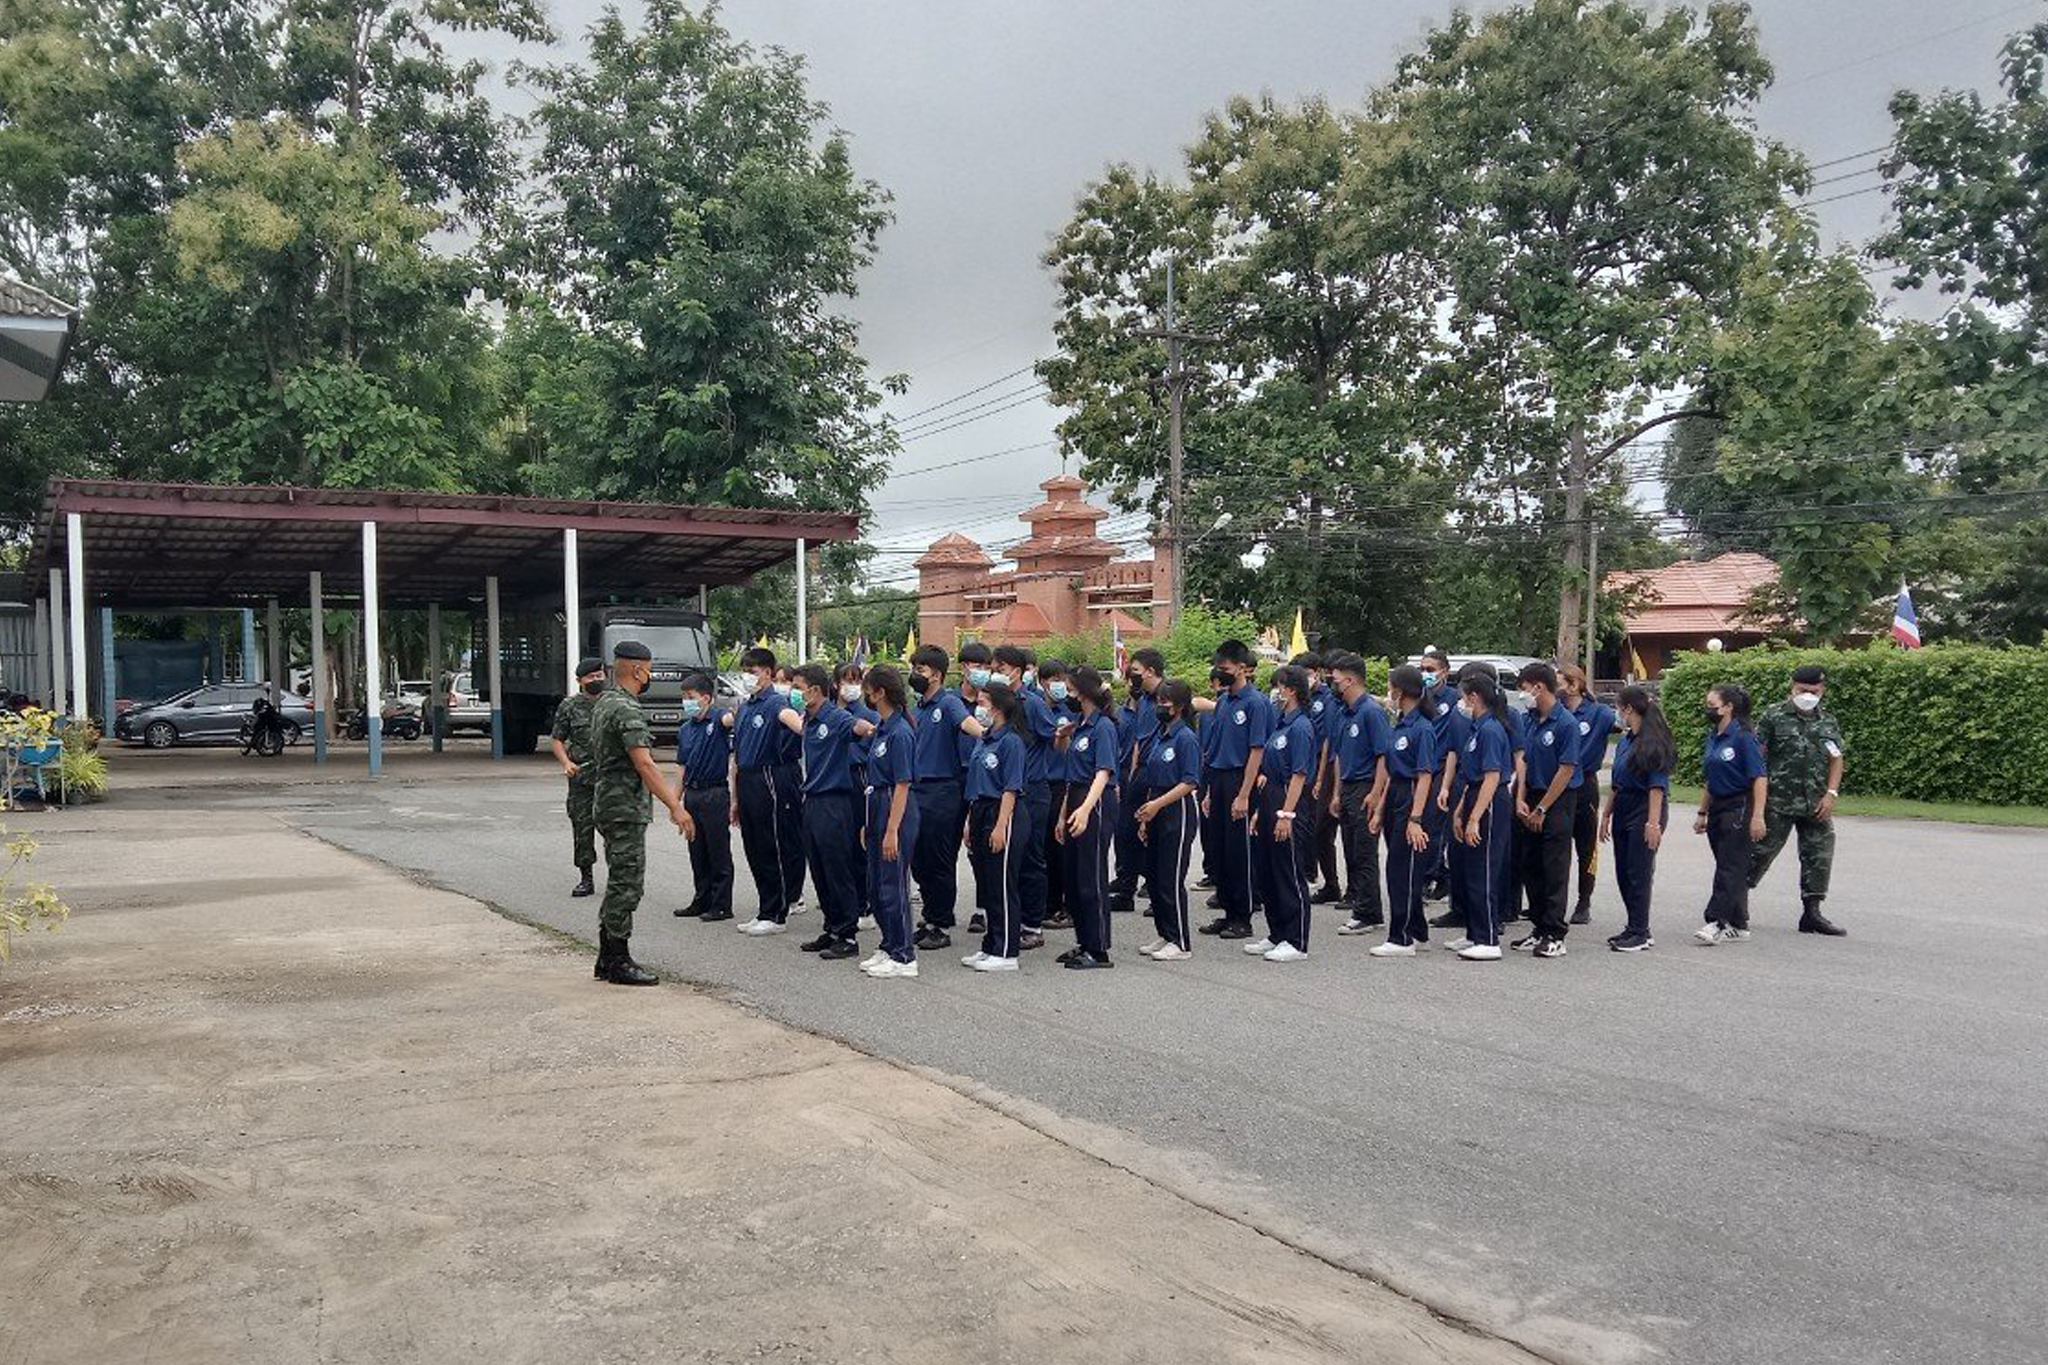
{"left": 178, "top": 757, "right": 2045, "bottom": 1365}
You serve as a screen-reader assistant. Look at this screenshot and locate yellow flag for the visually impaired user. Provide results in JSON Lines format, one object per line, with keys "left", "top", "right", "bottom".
{"left": 1288, "top": 609, "right": 1308, "bottom": 659}
{"left": 905, "top": 624, "right": 918, "bottom": 657}
{"left": 1628, "top": 641, "right": 1648, "bottom": 680}
{"left": 756, "top": 633, "right": 770, "bottom": 649}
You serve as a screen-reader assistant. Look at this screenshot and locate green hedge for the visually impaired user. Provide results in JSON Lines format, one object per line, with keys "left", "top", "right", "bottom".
{"left": 1659, "top": 644, "right": 2048, "bottom": 806}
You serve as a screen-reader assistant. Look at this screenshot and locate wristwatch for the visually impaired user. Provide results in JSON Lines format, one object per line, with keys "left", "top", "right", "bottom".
{"left": 1277, "top": 809, "right": 1296, "bottom": 820}
{"left": 1825, "top": 788, "right": 1839, "bottom": 797}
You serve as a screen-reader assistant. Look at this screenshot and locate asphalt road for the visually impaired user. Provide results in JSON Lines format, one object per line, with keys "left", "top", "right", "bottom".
{"left": 250, "top": 763, "right": 2045, "bottom": 1365}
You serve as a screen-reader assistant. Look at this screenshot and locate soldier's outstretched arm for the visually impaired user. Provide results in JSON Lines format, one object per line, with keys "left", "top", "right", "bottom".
{"left": 629, "top": 745, "right": 692, "bottom": 838}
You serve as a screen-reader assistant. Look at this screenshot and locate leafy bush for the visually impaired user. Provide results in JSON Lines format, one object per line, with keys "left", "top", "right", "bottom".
{"left": 1, "top": 821, "right": 70, "bottom": 964}
{"left": 1659, "top": 644, "right": 2048, "bottom": 805}
{"left": 59, "top": 722, "right": 109, "bottom": 801}
{"left": 1159, "top": 603, "right": 1261, "bottom": 683}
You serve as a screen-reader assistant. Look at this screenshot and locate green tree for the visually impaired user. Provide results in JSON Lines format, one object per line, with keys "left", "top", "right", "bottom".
{"left": 504, "top": 0, "right": 899, "bottom": 519}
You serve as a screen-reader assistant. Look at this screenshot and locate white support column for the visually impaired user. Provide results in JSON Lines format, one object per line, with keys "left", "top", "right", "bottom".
{"left": 485, "top": 574, "right": 503, "bottom": 760}
{"left": 697, "top": 583, "right": 708, "bottom": 615}
{"left": 66, "top": 512, "right": 87, "bottom": 720}
{"left": 563, "top": 528, "right": 581, "bottom": 693}
{"left": 46, "top": 570, "right": 65, "bottom": 713}
{"left": 363, "top": 522, "right": 383, "bottom": 775}
{"left": 794, "top": 537, "right": 808, "bottom": 664}
{"left": 309, "top": 571, "right": 328, "bottom": 763}
{"left": 426, "top": 602, "right": 445, "bottom": 754}
{"left": 265, "top": 597, "right": 283, "bottom": 709}
{"left": 32, "top": 598, "right": 50, "bottom": 708}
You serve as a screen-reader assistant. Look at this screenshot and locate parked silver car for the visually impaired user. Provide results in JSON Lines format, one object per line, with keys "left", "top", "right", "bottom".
{"left": 115, "top": 683, "right": 315, "bottom": 748}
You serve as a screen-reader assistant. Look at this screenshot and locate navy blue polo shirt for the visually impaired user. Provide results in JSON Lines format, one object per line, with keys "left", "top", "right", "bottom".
{"left": 1454, "top": 713, "right": 1511, "bottom": 802}
{"left": 1266, "top": 708, "right": 1317, "bottom": 785}
{"left": 1308, "top": 685, "right": 1339, "bottom": 761}
{"left": 1429, "top": 685, "right": 1461, "bottom": 753}
{"left": 1206, "top": 681, "right": 1274, "bottom": 770}
{"left": 1610, "top": 731, "right": 1671, "bottom": 796}
{"left": 734, "top": 690, "right": 798, "bottom": 770}
{"left": 800, "top": 704, "right": 859, "bottom": 794}
{"left": 1703, "top": 724, "right": 1766, "bottom": 797}
{"left": 1334, "top": 694, "right": 1391, "bottom": 782}
{"left": 1385, "top": 707, "right": 1438, "bottom": 780}
{"left": 843, "top": 696, "right": 879, "bottom": 771}
{"left": 1018, "top": 686, "right": 1060, "bottom": 785}
{"left": 1572, "top": 697, "right": 1618, "bottom": 776}
{"left": 864, "top": 710, "right": 916, "bottom": 794}
{"left": 1063, "top": 710, "right": 1119, "bottom": 787}
{"left": 675, "top": 708, "right": 731, "bottom": 785}
{"left": 915, "top": 687, "right": 970, "bottom": 781}
{"left": 1125, "top": 689, "right": 1158, "bottom": 752}
{"left": 1523, "top": 702, "right": 1583, "bottom": 792}
{"left": 1141, "top": 720, "right": 1201, "bottom": 793}
{"left": 965, "top": 726, "right": 1025, "bottom": 801}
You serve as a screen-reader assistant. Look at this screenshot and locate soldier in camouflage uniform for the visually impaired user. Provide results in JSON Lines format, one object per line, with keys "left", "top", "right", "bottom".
{"left": 590, "top": 640, "right": 694, "bottom": 985}
{"left": 1748, "top": 664, "right": 1848, "bottom": 936}
{"left": 551, "top": 656, "right": 609, "bottom": 898}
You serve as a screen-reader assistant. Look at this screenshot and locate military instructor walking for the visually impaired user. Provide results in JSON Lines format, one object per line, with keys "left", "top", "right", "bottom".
{"left": 1748, "top": 664, "right": 1848, "bottom": 936}
{"left": 590, "top": 640, "right": 695, "bottom": 984}
{"left": 551, "top": 655, "right": 609, "bottom": 898}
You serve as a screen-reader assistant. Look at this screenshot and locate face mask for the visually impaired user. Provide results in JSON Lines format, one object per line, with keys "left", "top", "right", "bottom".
{"left": 681, "top": 697, "right": 704, "bottom": 720}
{"left": 1048, "top": 681, "right": 1069, "bottom": 702}
{"left": 973, "top": 705, "right": 993, "bottom": 728}
{"left": 1792, "top": 692, "right": 1820, "bottom": 713}
{"left": 739, "top": 673, "right": 760, "bottom": 695}
{"left": 1421, "top": 670, "right": 1439, "bottom": 688}
{"left": 840, "top": 683, "right": 862, "bottom": 703}
{"left": 916, "top": 670, "right": 939, "bottom": 696}
{"left": 582, "top": 679, "right": 604, "bottom": 695}
{"left": 1125, "top": 672, "right": 1142, "bottom": 691}
{"left": 1269, "top": 688, "right": 1285, "bottom": 709}
{"left": 787, "top": 684, "right": 805, "bottom": 705}
{"left": 1703, "top": 706, "right": 1723, "bottom": 725}
{"left": 1519, "top": 690, "right": 1536, "bottom": 709}
{"left": 1461, "top": 699, "right": 1478, "bottom": 719}
{"left": 1023, "top": 668, "right": 1038, "bottom": 688}
{"left": 966, "top": 667, "right": 992, "bottom": 689}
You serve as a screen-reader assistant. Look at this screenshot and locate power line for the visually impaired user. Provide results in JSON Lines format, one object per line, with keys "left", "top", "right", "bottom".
{"left": 1779, "top": 0, "right": 2039, "bottom": 88}
{"left": 885, "top": 361, "right": 1045, "bottom": 425}
{"left": 893, "top": 379, "right": 1051, "bottom": 438}
{"left": 896, "top": 390, "right": 1055, "bottom": 443}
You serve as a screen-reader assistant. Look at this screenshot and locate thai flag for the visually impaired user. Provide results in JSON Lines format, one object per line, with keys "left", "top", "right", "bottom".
{"left": 850, "top": 634, "right": 869, "bottom": 668}
{"left": 1112, "top": 619, "right": 1128, "bottom": 677}
{"left": 1891, "top": 584, "right": 1922, "bottom": 649}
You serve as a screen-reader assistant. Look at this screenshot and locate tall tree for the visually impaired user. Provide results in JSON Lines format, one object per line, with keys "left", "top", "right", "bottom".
{"left": 503, "top": 0, "right": 899, "bottom": 521}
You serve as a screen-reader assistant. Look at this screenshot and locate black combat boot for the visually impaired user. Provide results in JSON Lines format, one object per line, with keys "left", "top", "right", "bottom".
{"left": 571, "top": 868, "right": 595, "bottom": 898}
{"left": 604, "top": 938, "right": 659, "bottom": 985}
{"left": 1798, "top": 896, "right": 1846, "bottom": 937}
{"left": 594, "top": 930, "right": 613, "bottom": 979}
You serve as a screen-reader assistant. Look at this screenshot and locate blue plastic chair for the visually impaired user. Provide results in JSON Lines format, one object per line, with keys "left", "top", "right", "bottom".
{"left": 14, "top": 739, "right": 63, "bottom": 807}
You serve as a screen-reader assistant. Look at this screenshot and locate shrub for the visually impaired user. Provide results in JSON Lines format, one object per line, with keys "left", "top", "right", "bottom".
{"left": 1659, "top": 644, "right": 2048, "bottom": 806}
{"left": 1, "top": 821, "right": 70, "bottom": 964}
{"left": 58, "top": 721, "right": 108, "bottom": 802}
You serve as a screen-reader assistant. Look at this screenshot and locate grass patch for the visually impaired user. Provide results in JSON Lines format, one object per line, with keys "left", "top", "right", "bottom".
{"left": 1665, "top": 784, "right": 2048, "bottom": 829}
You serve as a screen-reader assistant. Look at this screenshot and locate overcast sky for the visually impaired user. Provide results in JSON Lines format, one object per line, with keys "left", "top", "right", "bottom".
{"left": 478, "top": 0, "right": 2037, "bottom": 582}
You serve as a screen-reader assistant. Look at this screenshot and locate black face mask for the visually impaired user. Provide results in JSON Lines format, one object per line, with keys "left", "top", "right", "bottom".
{"left": 1703, "top": 706, "right": 1723, "bottom": 725}
{"left": 918, "top": 671, "right": 940, "bottom": 697}
{"left": 582, "top": 679, "right": 605, "bottom": 695}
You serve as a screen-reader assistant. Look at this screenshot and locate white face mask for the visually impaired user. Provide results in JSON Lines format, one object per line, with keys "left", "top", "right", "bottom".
{"left": 1792, "top": 691, "right": 1821, "bottom": 713}
{"left": 840, "top": 683, "right": 863, "bottom": 704}
{"left": 739, "top": 672, "right": 761, "bottom": 695}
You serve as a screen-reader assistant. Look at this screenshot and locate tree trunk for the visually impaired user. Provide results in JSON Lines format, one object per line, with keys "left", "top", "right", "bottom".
{"left": 1555, "top": 420, "right": 1588, "bottom": 663}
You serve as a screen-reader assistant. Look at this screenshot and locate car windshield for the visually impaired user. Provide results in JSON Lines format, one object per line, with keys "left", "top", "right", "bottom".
{"left": 603, "top": 622, "right": 712, "bottom": 667}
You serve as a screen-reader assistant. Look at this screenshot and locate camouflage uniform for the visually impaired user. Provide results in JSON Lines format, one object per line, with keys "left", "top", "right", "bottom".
{"left": 553, "top": 689, "right": 602, "bottom": 872}
{"left": 590, "top": 687, "right": 655, "bottom": 938}
{"left": 1748, "top": 699, "right": 1846, "bottom": 902}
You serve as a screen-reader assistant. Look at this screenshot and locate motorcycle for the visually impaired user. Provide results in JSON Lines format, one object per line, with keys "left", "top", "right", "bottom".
{"left": 239, "top": 698, "right": 291, "bottom": 758}
{"left": 343, "top": 699, "right": 424, "bottom": 742}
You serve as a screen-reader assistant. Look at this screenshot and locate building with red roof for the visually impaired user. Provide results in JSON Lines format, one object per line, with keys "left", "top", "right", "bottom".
{"left": 1606, "top": 552, "right": 1781, "bottom": 678}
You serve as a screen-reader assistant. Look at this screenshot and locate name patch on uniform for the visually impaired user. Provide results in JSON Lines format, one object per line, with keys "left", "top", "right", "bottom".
{"left": 1348, "top": 723, "right": 1359, "bottom": 737}
{"left": 1162, "top": 746, "right": 1176, "bottom": 761}
{"left": 983, "top": 752, "right": 1000, "bottom": 768}
{"left": 874, "top": 740, "right": 888, "bottom": 756}
{"left": 1824, "top": 740, "right": 1842, "bottom": 757}
{"left": 1395, "top": 736, "right": 1409, "bottom": 751}
{"left": 815, "top": 723, "right": 828, "bottom": 738}
{"left": 1720, "top": 746, "right": 1735, "bottom": 761}
{"left": 751, "top": 715, "right": 764, "bottom": 728}
{"left": 1233, "top": 710, "right": 1248, "bottom": 726}
{"left": 1077, "top": 737, "right": 1091, "bottom": 750}
{"left": 1273, "top": 734, "right": 1288, "bottom": 750}
{"left": 1542, "top": 731, "right": 1555, "bottom": 747}
{"left": 1579, "top": 720, "right": 1591, "bottom": 734}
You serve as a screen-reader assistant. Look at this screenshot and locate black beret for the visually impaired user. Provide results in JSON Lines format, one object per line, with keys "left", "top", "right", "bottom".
{"left": 575, "top": 656, "right": 605, "bottom": 677}
{"left": 1790, "top": 664, "right": 1826, "bottom": 685}
{"left": 612, "top": 640, "right": 653, "bottom": 662}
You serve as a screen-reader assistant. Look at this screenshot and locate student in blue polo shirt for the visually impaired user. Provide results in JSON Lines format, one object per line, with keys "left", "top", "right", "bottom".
{"left": 906, "top": 645, "right": 982, "bottom": 950}
{"left": 1559, "top": 663, "right": 1618, "bottom": 925}
{"left": 1108, "top": 648, "right": 1166, "bottom": 913}
{"left": 1294, "top": 653, "right": 1343, "bottom": 907}
{"left": 1055, "top": 666, "right": 1120, "bottom": 970}
{"left": 1036, "top": 657, "right": 1077, "bottom": 935}
{"left": 992, "top": 644, "right": 1061, "bottom": 949}
{"left": 1601, "top": 684, "right": 1675, "bottom": 952}
{"left": 836, "top": 659, "right": 880, "bottom": 925}
{"left": 1248, "top": 665, "right": 1318, "bottom": 962}
{"left": 962, "top": 681, "right": 1028, "bottom": 972}
{"left": 1692, "top": 682, "right": 1767, "bottom": 946}
{"left": 1511, "top": 661, "right": 1582, "bottom": 958}
{"left": 857, "top": 665, "right": 921, "bottom": 979}
{"left": 771, "top": 663, "right": 869, "bottom": 960}
{"left": 1419, "top": 646, "right": 1459, "bottom": 901}
{"left": 1376, "top": 664, "right": 1440, "bottom": 955}
{"left": 729, "top": 646, "right": 807, "bottom": 934}
{"left": 1134, "top": 679, "right": 1202, "bottom": 961}
{"left": 1446, "top": 672, "right": 1514, "bottom": 960}
{"left": 672, "top": 672, "right": 735, "bottom": 923}
{"left": 1196, "top": 664, "right": 1231, "bottom": 896}
{"left": 1194, "top": 638, "right": 1273, "bottom": 939}
{"left": 1326, "top": 652, "right": 1390, "bottom": 935}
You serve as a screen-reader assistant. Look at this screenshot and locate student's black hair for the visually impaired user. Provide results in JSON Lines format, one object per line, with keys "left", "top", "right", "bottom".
{"left": 1072, "top": 665, "right": 1112, "bottom": 712}
{"left": 980, "top": 679, "right": 1027, "bottom": 731}
{"left": 1456, "top": 659, "right": 1495, "bottom": 684}
{"left": 910, "top": 644, "right": 950, "bottom": 676}
{"left": 958, "top": 640, "right": 993, "bottom": 665}
{"left": 1617, "top": 684, "right": 1676, "bottom": 778}
{"left": 834, "top": 659, "right": 865, "bottom": 684}
{"left": 1036, "top": 656, "right": 1069, "bottom": 681}
{"left": 1390, "top": 663, "right": 1435, "bottom": 717}
{"left": 864, "top": 663, "right": 909, "bottom": 714}
{"left": 1130, "top": 647, "right": 1166, "bottom": 676}
{"left": 1327, "top": 651, "right": 1368, "bottom": 682}
{"left": 1709, "top": 681, "right": 1753, "bottom": 728}
{"left": 992, "top": 643, "right": 1030, "bottom": 671}
{"left": 1154, "top": 678, "right": 1194, "bottom": 722}
{"left": 1271, "top": 663, "right": 1312, "bottom": 708}
{"left": 793, "top": 662, "right": 831, "bottom": 695}
{"left": 681, "top": 672, "right": 716, "bottom": 696}
{"left": 1213, "top": 637, "right": 1256, "bottom": 668}
{"left": 1289, "top": 651, "right": 1325, "bottom": 672}
{"left": 1516, "top": 660, "right": 1560, "bottom": 692}
{"left": 739, "top": 646, "right": 777, "bottom": 671}
{"left": 1460, "top": 670, "right": 1507, "bottom": 719}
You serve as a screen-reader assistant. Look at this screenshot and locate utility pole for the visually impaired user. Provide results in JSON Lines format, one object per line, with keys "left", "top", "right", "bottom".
{"left": 1139, "top": 256, "right": 1216, "bottom": 632}
{"left": 1583, "top": 521, "right": 1600, "bottom": 683}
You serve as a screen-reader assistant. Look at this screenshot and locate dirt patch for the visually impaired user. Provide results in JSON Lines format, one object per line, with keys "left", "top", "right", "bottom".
{"left": 0, "top": 806, "right": 1543, "bottom": 1365}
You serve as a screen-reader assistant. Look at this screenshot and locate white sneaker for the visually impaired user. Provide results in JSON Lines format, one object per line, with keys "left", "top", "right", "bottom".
{"left": 743, "top": 919, "right": 788, "bottom": 936}
{"left": 1241, "top": 937, "right": 1274, "bottom": 955}
{"left": 1369, "top": 941, "right": 1416, "bottom": 958}
{"left": 1337, "top": 918, "right": 1374, "bottom": 935}
{"left": 858, "top": 914, "right": 877, "bottom": 931}
{"left": 1457, "top": 943, "right": 1503, "bottom": 961}
{"left": 972, "top": 955, "right": 1019, "bottom": 973}
{"left": 1694, "top": 922, "right": 1725, "bottom": 945}
{"left": 860, "top": 950, "right": 888, "bottom": 969}
{"left": 1721, "top": 926, "right": 1752, "bottom": 943}
{"left": 1150, "top": 944, "right": 1191, "bottom": 961}
{"left": 1138, "top": 938, "right": 1168, "bottom": 956}
{"left": 1263, "top": 943, "right": 1308, "bottom": 962}
{"left": 736, "top": 917, "right": 761, "bottom": 933}
{"left": 866, "top": 957, "right": 919, "bottom": 979}
{"left": 788, "top": 898, "right": 808, "bottom": 915}
{"left": 960, "top": 950, "right": 989, "bottom": 967}
{"left": 1444, "top": 937, "right": 1473, "bottom": 952}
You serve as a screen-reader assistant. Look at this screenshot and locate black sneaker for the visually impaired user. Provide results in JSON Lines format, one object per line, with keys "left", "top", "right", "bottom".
{"left": 1569, "top": 904, "right": 1592, "bottom": 925}
{"left": 1533, "top": 937, "right": 1567, "bottom": 959}
{"left": 914, "top": 926, "right": 953, "bottom": 951}
{"left": 1422, "top": 878, "right": 1449, "bottom": 903}
{"left": 1055, "top": 946, "right": 1083, "bottom": 964}
{"left": 1333, "top": 897, "right": 1360, "bottom": 914}
{"left": 699, "top": 907, "right": 734, "bottom": 923}
{"left": 1610, "top": 931, "right": 1651, "bottom": 952}
{"left": 672, "top": 904, "right": 703, "bottom": 918}
{"left": 1205, "top": 893, "right": 1227, "bottom": 910}
{"left": 968, "top": 913, "right": 986, "bottom": 935}
{"left": 799, "top": 933, "right": 837, "bottom": 953}
{"left": 1043, "top": 911, "right": 1075, "bottom": 931}
{"left": 1310, "top": 886, "right": 1341, "bottom": 905}
{"left": 1197, "top": 917, "right": 1233, "bottom": 936}
{"left": 1216, "top": 921, "right": 1253, "bottom": 940}
{"left": 818, "top": 938, "right": 860, "bottom": 961}
{"left": 1019, "top": 930, "right": 1046, "bottom": 951}
{"left": 1428, "top": 908, "right": 1461, "bottom": 929}
{"left": 1064, "top": 951, "right": 1114, "bottom": 970}
{"left": 1510, "top": 933, "right": 1540, "bottom": 952}
{"left": 1196, "top": 874, "right": 1216, "bottom": 889}
{"left": 1107, "top": 897, "right": 1136, "bottom": 915}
